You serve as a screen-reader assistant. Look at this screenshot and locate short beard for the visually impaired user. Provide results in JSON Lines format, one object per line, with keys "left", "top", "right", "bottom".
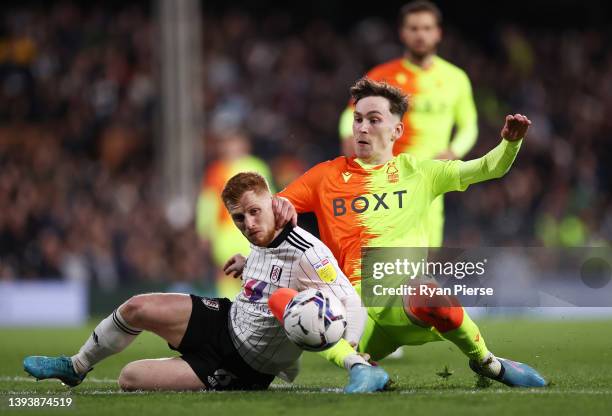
{"left": 406, "top": 47, "right": 435, "bottom": 62}
{"left": 255, "top": 228, "right": 276, "bottom": 247}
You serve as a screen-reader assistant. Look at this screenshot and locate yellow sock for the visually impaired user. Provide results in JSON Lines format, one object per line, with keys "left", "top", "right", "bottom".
{"left": 317, "top": 338, "right": 355, "bottom": 369}
{"left": 441, "top": 309, "right": 489, "bottom": 361}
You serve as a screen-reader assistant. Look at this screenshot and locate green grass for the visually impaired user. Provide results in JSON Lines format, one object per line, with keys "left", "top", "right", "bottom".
{"left": 1, "top": 319, "right": 612, "bottom": 415}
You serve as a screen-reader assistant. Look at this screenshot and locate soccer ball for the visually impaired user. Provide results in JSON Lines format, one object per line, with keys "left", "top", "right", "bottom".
{"left": 282, "top": 289, "right": 347, "bottom": 352}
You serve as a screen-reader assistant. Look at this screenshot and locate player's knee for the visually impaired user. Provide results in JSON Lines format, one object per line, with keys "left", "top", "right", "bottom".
{"left": 119, "top": 295, "right": 152, "bottom": 328}
{"left": 406, "top": 284, "right": 464, "bottom": 332}
{"left": 408, "top": 304, "right": 464, "bottom": 333}
{"left": 118, "top": 363, "right": 142, "bottom": 391}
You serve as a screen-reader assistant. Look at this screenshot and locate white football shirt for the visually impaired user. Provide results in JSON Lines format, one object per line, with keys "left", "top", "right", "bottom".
{"left": 228, "top": 225, "right": 363, "bottom": 382}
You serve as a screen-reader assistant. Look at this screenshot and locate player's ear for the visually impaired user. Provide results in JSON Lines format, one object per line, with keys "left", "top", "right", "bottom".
{"left": 393, "top": 121, "right": 404, "bottom": 141}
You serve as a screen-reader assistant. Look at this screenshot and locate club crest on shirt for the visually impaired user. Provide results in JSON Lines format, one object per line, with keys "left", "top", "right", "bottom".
{"left": 269, "top": 265, "right": 283, "bottom": 283}
{"left": 314, "top": 258, "right": 337, "bottom": 283}
{"left": 201, "top": 298, "right": 220, "bottom": 310}
{"left": 386, "top": 162, "right": 399, "bottom": 183}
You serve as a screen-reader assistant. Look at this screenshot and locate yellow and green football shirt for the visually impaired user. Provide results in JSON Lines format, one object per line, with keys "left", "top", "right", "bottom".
{"left": 283, "top": 139, "right": 522, "bottom": 366}
{"left": 279, "top": 139, "right": 521, "bottom": 286}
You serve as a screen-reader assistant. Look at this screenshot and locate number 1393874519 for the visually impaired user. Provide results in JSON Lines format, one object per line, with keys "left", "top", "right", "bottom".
{"left": 7, "top": 397, "right": 73, "bottom": 407}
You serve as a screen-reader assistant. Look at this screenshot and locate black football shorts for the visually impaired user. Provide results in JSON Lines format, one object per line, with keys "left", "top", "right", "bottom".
{"left": 170, "top": 295, "right": 275, "bottom": 390}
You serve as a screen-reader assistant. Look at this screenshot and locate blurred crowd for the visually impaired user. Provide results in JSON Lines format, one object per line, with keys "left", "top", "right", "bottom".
{"left": 1, "top": 3, "right": 610, "bottom": 284}
{"left": 0, "top": 4, "right": 205, "bottom": 286}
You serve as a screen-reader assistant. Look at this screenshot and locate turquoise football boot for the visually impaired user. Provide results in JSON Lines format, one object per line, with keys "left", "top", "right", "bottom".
{"left": 23, "top": 356, "right": 87, "bottom": 387}
{"left": 470, "top": 354, "right": 546, "bottom": 388}
{"left": 344, "top": 364, "right": 390, "bottom": 393}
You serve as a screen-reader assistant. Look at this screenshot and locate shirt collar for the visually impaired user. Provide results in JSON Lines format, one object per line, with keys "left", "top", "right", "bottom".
{"left": 267, "top": 223, "right": 294, "bottom": 248}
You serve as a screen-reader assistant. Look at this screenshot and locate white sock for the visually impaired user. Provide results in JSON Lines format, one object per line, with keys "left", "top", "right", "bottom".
{"left": 343, "top": 354, "right": 370, "bottom": 371}
{"left": 71, "top": 309, "right": 142, "bottom": 374}
{"left": 477, "top": 352, "right": 502, "bottom": 378}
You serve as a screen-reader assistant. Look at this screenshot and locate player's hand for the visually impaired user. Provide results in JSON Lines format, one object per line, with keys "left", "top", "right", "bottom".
{"left": 223, "top": 254, "right": 246, "bottom": 279}
{"left": 272, "top": 196, "right": 298, "bottom": 230}
{"left": 501, "top": 114, "right": 531, "bottom": 141}
{"left": 434, "top": 149, "right": 457, "bottom": 160}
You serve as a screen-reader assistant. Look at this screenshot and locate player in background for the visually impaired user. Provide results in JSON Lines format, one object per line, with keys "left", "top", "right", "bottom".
{"left": 339, "top": 0, "right": 478, "bottom": 248}
{"left": 197, "top": 130, "right": 275, "bottom": 298}
{"left": 239, "top": 78, "right": 545, "bottom": 387}
{"left": 23, "top": 172, "right": 388, "bottom": 393}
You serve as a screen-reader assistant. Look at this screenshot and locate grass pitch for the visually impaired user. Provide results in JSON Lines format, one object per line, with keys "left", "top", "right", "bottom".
{"left": 1, "top": 318, "right": 612, "bottom": 415}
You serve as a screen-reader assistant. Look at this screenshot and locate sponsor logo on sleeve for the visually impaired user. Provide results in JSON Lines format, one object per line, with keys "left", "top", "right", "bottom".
{"left": 314, "top": 258, "right": 337, "bottom": 283}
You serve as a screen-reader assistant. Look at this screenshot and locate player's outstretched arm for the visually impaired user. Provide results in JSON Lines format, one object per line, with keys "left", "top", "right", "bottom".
{"left": 455, "top": 114, "right": 531, "bottom": 189}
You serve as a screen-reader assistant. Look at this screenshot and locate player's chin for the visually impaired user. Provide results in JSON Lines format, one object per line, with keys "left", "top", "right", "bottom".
{"left": 246, "top": 233, "right": 261, "bottom": 245}
{"left": 355, "top": 147, "right": 372, "bottom": 159}
{"left": 249, "top": 232, "right": 273, "bottom": 247}
{"left": 410, "top": 46, "right": 434, "bottom": 57}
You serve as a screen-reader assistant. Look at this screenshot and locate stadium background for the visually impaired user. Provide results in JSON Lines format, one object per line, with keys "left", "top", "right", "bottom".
{"left": 0, "top": 0, "right": 611, "bottom": 401}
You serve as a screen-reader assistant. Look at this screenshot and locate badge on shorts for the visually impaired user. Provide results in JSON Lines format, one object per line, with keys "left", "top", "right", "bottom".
{"left": 270, "top": 265, "right": 282, "bottom": 283}
{"left": 201, "top": 298, "right": 219, "bottom": 310}
{"left": 314, "top": 258, "right": 337, "bottom": 283}
{"left": 207, "top": 369, "right": 236, "bottom": 388}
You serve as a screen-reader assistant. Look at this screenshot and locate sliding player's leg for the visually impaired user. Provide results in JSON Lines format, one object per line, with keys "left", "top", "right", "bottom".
{"left": 357, "top": 310, "right": 400, "bottom": 361}
{"left": 404, "top": 282, "right": 489, "bottom": 362}
{"left": 359, "top": 304, "right": 444, "bottom": 362}
{"left": 24, "top": 293, "right": 193, "bottom": 387}
{"left": 118, "top": 357, "right": 204, "bottom": 391}
{"left": 155, "top": 295, "right": 275, "bottom": 391}
{"left": 269, "top": 289, "right": 389, "bottom": 393}
{"left": 404, "top": 282, "right": 546, "bottom": 387}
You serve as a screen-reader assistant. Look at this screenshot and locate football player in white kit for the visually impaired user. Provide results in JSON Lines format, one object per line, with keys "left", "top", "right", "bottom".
{"left": 23, "top": 172, "right": 388, "bottom": 393}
